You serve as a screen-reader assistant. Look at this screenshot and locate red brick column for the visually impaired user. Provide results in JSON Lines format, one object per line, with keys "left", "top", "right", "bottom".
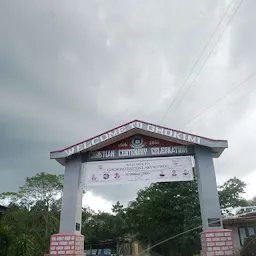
{"left": 44, "top": 233, "right": 84, "bottom": 256}
{"left": 200, "top": 229, "right": 235, "bottom": 256}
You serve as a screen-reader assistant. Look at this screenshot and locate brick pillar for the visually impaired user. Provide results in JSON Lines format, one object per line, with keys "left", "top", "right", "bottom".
{"left": 44, "top": 233, "right": 84, "bottom": 256}
{"left": 200, "top": 229, "right": 235, "bottom": 256}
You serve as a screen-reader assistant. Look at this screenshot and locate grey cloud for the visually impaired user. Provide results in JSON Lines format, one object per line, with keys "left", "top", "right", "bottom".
{"left": 229, "top": 0, "right": 256, "bottom": 70}
{"left": 0, "top": 0, "right": 255, "bottom": 204}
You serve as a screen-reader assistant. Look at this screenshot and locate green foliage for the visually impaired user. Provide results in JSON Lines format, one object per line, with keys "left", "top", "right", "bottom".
{"left": 0, "top": 172, "right": 63, "bottom": 256}
{"left": 0, "top": 224, "right": 36, "bottom": 256}
{"left": 82, "top": 207, "right": 127, "bottom": 244}
{"left": 218, "top": 177, "right": 249, "bottom": 209}
{"left": 11, "top": 234, "right": 37, "bottom": 256}
{"left": 0, "top": 172, "right": 253, "bottom": 256}
{"left": 0, "top": 172, "right": 63, "bottom": 209}
{"left": 125, "top": 181, "right": 202, "bottom": 255}
{"left": 247, "top": 196, "right": 256, "bottom": 206}
{"left": 0, "top": 224, "right": 12, "bottom": 256}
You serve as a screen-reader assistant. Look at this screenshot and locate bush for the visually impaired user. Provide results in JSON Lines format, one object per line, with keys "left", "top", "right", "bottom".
{"left": 0, "top": 224, "right": 36, "bottom": 256}
{"left": 0, "top": 224, "right": 12, "bottom": 256}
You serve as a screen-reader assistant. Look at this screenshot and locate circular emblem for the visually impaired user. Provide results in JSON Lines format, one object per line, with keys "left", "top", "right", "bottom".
{"left": 103, "top": 173, "right": 109, "bottom": 179}
{"left": 130, "top": 135, "right": 145, "bottom": 149}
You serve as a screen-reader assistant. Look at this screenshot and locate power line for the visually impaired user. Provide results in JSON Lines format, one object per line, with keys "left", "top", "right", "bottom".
{"left": 160, "top": 0, "right": 237, "bottom": 124}
{"left": 138, "top": 219, "right": 221, "bottom": 255}
{"left": 172, "top": 0, "right": 245, "bottom": 113}
{"left": 217, "top": 86, "right": 256, "bottom": 117}
{"left": 180, "top": 70, "right": 256, "bottom": 129}
{"left": 139, "top": 217, "right": 255, "bottom": 255}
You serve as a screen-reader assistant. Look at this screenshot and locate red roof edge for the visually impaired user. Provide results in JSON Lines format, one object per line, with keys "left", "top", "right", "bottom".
{"left": 223, "top": 216, "right": 256, "bottom": 225}
{"left": 50, "top": 119, "right": 228, "bottom": 154}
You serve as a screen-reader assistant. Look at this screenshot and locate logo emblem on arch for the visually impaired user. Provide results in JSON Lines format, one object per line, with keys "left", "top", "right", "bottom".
{"left": 130, "top": 135, "right": 145, "bottom": 149}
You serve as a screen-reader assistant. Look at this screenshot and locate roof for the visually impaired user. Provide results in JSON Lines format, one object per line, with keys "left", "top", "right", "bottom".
{"left": 223, "top": 207, "right": 256, "bottom": 225}
{"left": 223, "top": 215, "right": 256, "bottom": 225}
{"left": 50, "top": 120, "right": 228, "bottom": 165}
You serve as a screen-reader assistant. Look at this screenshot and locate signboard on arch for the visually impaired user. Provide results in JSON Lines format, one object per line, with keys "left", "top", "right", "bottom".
{"left": 84, "top": 134, "right": 194, "bottom": 162}
{"left": 83, "top": 156, "right": 194, "bottom": 185}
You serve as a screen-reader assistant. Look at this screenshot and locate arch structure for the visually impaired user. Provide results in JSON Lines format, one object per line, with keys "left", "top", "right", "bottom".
{"left": 45, "top": 120, "right": 234, "bottom": 256}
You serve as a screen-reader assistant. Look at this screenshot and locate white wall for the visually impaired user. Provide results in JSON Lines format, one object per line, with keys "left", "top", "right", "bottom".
{"left": 225, "top": 225, "right": 241, "bottom": 249}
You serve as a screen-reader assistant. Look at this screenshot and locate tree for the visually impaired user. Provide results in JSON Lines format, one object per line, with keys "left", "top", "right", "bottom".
{"left": 82, "top": 210, "right": 126, "bottom": 244}
{"left": 11, "top": 234, "right": 37, "bottom": 256}
{"left": 218, "top": 177, "right": 249, "bottom": 209}
{"left": 112, "top": 201, "right": 128, "bottom": 237}
{"left": 0, "top": 172, "right": 63, "bottom": 209}
{"left": 124, "top": 177, "right": 251, "bottom": 255}
{"left": 0, "top": 223, "right": 37, "bottom": 256}
{"left": 112, "top": 201, "right": 124, "bottom": 214}
{"left": 0, "top": 172, "right": 63, "bottom": 256}
{"left": 0, "top": 172, "right": 252, "bottom": 256}
{"left": 125, "top": 181, "right": 202, "bottom": 255}
{"left": 0, "top": 224, "right": 12, "bottom": 256}
{"left": 247, "top": 196, "right": 256, "bottom": 206}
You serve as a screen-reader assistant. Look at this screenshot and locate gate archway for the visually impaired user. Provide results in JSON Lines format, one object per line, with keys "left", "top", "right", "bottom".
{"left": 45, "top": 120, "right": 234, "bottom": 256}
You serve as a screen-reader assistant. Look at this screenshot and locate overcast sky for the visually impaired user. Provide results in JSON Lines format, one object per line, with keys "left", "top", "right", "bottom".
{"left": 0, "top": 0, "right": 255, "bottom": 212}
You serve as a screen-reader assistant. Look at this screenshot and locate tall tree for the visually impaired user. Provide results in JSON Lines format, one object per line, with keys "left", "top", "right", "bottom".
{"left": 112, "top": 201, "right": 128, "bottom": 238}
{"left": 11, "top": 233, "right": 37, "bottom": 256}
{"left": 82, "top": 210, "right": 126, "bottom": 244}
{"left": 0, "top": 172, "right": 63, "bottom": 256}
{"left": 0, "top": 172, "right": 252, "bottom": 256}
{"left": 125, "top": 181, "right": 202, "bottom": 255}
{"left": 218, "top": 177, "right": 249, "bottom": 209}
{"left": 0, "top": 223, "right": 37, "bottom": 256}
{"left": 0, "top": 172, "right": 63, "bottom": 209}
{"left": 248, "top": 196, "right": 256, "bottom": 206}
{"left": 124, "top": 176, "right": 250, "bottom": 255}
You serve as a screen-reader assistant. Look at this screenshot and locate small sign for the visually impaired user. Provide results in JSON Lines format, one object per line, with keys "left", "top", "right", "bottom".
{"left": 208, "top": 218, "right": 221, "bottom": 227}
{"left": 76, "top": 223, "right": 81, "bottom": 231}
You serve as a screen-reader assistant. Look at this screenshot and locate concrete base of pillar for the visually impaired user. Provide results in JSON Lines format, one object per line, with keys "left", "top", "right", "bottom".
{"left": 44, "top": 233, "right": 85, "bottom": 255}
{"left": 200, "top": 229, "right": 236, "bottom": 256}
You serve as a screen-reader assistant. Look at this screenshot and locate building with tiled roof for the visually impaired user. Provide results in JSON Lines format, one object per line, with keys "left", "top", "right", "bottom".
{"left": 223, "top": 206, "right": 256, "bottom": 249}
